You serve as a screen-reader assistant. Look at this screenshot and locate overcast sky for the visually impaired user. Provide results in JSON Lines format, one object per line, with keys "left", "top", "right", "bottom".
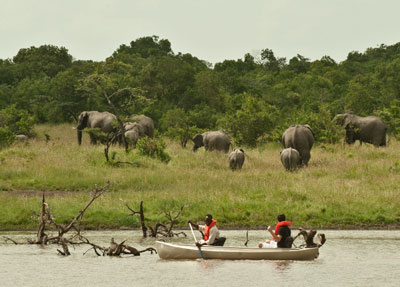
{"left": 1, "top": 0, "right": 400, "bottom": 64}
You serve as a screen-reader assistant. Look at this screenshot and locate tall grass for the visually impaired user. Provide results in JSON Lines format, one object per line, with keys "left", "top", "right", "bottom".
{"left": 0, "top": 124, "right": 399, "bottom": 230}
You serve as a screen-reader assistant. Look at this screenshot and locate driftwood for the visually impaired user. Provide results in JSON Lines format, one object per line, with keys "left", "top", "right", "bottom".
{"left": 123, "top": 200, "right": 188, "bottom": 238}
{"left": 3, "top": 236, "right": 18, "bottom": 245}
{"left": 293, "top": 228, "right": 326, "bottom": 248}
{"left": 80, "top": 236, "right": 156, "bottom": 257}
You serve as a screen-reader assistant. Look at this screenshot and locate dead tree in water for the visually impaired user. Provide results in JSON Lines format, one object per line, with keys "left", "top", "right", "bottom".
{"left": 124, "top": 200, "right": 148, "bottom": 238}
{"left": 5, "top": 183, "right": 157, "bottom": 257}
{"left": 293, "top": 228, "right": 326, "bottom": 248}
{"left": 150, "top": 205, "right": 188, "bottom": 237}
{"left": 123, "top": 200, "right": 188, "bottom": 238}
{"left": 28, "top": 183, "right": 110, "bottom": 255}
{"left": 80, "top": 236, "right": 156, "bottom": 257}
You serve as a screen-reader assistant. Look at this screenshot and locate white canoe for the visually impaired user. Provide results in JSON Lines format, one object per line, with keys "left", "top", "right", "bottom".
{"left": 156, "top": 241, "right": 319, "bottom": 260}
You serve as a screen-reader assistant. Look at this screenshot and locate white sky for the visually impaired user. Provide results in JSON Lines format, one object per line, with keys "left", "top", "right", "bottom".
{"left": 1, "top": 0, "right": 400, "bottom": 64}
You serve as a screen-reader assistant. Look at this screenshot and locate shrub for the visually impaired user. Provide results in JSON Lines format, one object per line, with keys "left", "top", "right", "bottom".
{"left": 0, "top": 126, "right": 15, "bottom": 149}
{"left": 0, "top": 105, "right": 35, "bottom": 136}
{"left": 136, "top": 137, "right": 171, "bottom": 163}
{"left": 218, "top": 94, "right": 278, "bottom": 146}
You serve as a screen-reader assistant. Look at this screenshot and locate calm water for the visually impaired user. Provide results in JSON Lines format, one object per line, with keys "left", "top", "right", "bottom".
{"left": 0, "top": 230, "right": 399, "bottom": 287}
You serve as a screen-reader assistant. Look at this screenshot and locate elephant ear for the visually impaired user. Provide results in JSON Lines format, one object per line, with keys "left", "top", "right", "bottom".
{"left": 304, "top": 124, "right": 314, "bottom": 136}
{"left": 192, "top": 134, "right": 203, "bottom": 146}
{"left": 77, "top": 111, "right": 89, "bottom": 129}
{"left": 343, "top": 116, "right": 352, "bottom": 127}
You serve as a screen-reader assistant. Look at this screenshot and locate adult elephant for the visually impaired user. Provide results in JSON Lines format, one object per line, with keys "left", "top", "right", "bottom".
{"left": 76, "top": 111, "right": 117, "bottom": 145}
{"left": 128, "top": 114, "right": 154, "bottom": 138}
{"left": 192, "top": 131, "right": 231, "bottom": 153}
{"left": 282, "top": 125, "right": 314, "bottom": 166}
{"left": 333, "top": 113, "right": 387, "bottom": 147}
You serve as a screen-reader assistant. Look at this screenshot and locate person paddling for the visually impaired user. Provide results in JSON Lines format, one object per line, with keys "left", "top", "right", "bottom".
{"left": 188, "top": 214, "right": 226, "bottom": 247}
{"left": 259, "top": 214, "right": 293, "bottom": 248}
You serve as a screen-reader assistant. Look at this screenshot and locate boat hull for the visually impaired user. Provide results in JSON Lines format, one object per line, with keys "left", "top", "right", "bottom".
{"left": 156, "top": 241, "right": 319, "bottom": 260}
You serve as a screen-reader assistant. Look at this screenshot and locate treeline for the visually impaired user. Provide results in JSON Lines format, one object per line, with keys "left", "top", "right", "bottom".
{"left": 2, "top": 36, "right": 400, "bottom": 146}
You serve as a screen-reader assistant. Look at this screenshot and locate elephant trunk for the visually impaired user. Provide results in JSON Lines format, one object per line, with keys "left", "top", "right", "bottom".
{"left": 77, "top": 129, "right": 83, "bottom": 145}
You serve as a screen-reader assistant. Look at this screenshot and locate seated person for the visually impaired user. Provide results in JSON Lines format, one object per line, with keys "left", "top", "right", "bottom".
{"left": 258, "top": 214, "right": 292, "bottom": 248}
{"left": 188, "top": 214, "right": 226, "bottom": 246}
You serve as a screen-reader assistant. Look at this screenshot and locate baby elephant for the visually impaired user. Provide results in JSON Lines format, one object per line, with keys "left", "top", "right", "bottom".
{"left": 15, "top": 134, "right": 28, "bottom": 143}
{"left": 280, "top": 148, "right": 300, "bottom": 171}
{"left": 229, "top": 149, "right": 245, "bottom": 170}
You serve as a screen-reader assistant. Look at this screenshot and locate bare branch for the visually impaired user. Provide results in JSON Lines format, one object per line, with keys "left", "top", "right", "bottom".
{"left": 3, "top": 236, "right": 18, "bottom": 245}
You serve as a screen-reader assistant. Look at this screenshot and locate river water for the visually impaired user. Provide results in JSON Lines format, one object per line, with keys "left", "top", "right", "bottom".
{"left": 0, "top": 230, "right": 399, "bottom": 287}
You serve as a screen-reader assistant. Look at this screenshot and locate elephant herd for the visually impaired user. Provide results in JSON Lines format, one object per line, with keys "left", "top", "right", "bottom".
{"left": 76, "top": 111, "right": 154, "bottom": 146}
{"left": 280, "top": 114, "right": 387, "bottom": 171}
{"left": 75, "top": 111, "right": 388, "bottom": 172}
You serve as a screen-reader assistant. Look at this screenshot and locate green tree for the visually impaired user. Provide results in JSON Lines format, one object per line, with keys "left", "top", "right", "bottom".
{"left": 218, "top": 94, "right": 278, "bottom": 146}
{"left": 13, "top": 45, "right": 72, "bottom": 79}
{"left": 0, "top": 105, "right": 34, "bottom": 136}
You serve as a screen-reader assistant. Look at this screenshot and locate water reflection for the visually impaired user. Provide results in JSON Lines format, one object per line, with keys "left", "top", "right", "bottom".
{"left": 272, "top": 260, "right": 293, "bottom": 272}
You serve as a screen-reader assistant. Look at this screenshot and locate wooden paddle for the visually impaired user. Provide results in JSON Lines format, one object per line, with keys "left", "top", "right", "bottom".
{"left": 189, "top": 223, "right": 205, "bottom": 259}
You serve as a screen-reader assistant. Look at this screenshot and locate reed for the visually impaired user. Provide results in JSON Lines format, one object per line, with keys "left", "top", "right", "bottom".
{"left": 0, "top": 124, "right": 399, "bottom": 230}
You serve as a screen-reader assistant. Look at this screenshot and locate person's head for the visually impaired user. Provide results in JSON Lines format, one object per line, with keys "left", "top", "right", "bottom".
{"left": 205, "top": 214, "right": 213, "bottom": 226}
{"left": 277, "top": 214, "right": 286, "bottom": 222}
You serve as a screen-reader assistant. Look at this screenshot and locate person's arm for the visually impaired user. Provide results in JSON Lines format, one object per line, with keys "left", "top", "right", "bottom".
{"left": 267, "top": 226, "right": 282, "bottom": 243}
{"left": 188, "top": 220, "right": 199, "bottom": 230}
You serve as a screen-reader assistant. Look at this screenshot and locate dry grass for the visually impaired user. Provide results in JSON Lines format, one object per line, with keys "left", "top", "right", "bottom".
{"left": 0, "top": 124, "right": 399, "bottom": 229}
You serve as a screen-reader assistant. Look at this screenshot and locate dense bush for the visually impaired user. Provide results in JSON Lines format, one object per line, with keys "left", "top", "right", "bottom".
{"left": 0, "top": 126, "right": 14, "bottom": 149}
{"left": 136, "top": 137, "right": 171, "bottom": 163}
{"left": 0, "top": 105, "right": 35, "bottom": 149}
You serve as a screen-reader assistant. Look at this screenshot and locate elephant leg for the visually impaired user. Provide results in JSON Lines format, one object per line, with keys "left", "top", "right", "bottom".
{"left": 301, "top": 152, "right": 310, "bottom": 166}
{"left": 380, "top": 136, "right": 386, "bottom": 147}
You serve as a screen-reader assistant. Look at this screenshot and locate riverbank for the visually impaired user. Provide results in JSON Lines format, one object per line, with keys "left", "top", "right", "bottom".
{"left": 1, "top": 124, "right": 400, "bottom": 230}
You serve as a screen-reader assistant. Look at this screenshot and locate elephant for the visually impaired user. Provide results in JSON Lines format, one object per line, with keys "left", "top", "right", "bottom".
{"left": 15, "top": 134, "right": 28, "bottom": 142}
{"left": 282, "top": 124, "right": 314, "bottom": 166}
{"left": 127, "top": 114, "right": 154, "bottom": 138}
{"left": 280, "top": 147, "right": 300, "bottom": 172}
{"left": 124, "top": 122, "right": 140, "bottom": 146}
{"left": 333, "top": 113, "right": 387, "bottom": 147}
{"left": 192, "top": 131, "right": 231, "bottom": 153}
{"left": 229, "top": 149, "right": 245, "bottom": 170}
{"left": 76, "top": 111, "right": 117, "bottom": 145}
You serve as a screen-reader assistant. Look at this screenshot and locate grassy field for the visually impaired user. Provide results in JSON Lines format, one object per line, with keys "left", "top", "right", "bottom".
{"left": 0, "top": 124, "right": 399, "bottom": 230}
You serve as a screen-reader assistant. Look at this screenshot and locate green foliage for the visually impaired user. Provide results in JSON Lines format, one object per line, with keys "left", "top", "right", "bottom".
{"left": 136, "top": 137, "right": 171, "bottom": 163}
{"left": 3, "top": 38, "right": 400, "bottom": 148}
{"left": 13, "top": 45, "right": 72, "bottom": 79}
{"left": 0, "top": 126, "right": 15, "bottom": 149}
{"left": 374, "top": 103, "right": 400, "bottom": 139}
{"left": 0, "top": 105, "right": 34, "bottom": 136}
{"left": 218, "top": 94, "right": 278, "bottom": 146}
{"left": 291, "top": 105, "right": 344, "bottom": 143}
